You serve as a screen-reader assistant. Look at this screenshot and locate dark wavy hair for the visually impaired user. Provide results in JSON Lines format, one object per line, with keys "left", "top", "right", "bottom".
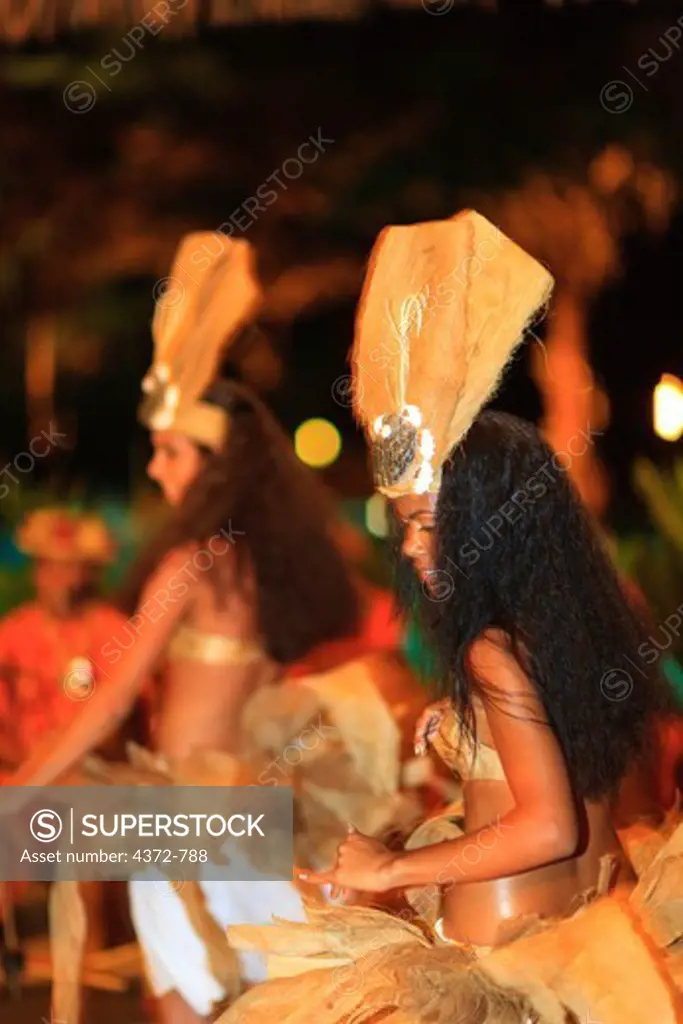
{"left": 123, "top": 379, "right": 359, "bottom": 665}
{"left": 393, "top": 410, "right": 668, "bottom": 801}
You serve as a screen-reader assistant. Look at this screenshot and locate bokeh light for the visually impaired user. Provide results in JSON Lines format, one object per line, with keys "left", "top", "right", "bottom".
{"left": 294, "top": 418, "right": 342, "bottom": 468}
{"left": 365, "top": 493, "right": 388, "bottom": 538}
{"left": 653, "top": 374, "right": 683, "bottom": 442}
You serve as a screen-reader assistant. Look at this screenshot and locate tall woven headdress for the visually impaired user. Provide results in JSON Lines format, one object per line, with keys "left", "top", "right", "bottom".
{"left": 352, "top": 210, "right": 554, "bottom": 496}
{"left": 139, "top": 233, "right": 262, "bottom": 451}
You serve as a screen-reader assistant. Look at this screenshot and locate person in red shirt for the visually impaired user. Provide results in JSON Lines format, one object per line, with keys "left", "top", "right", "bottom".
{"left": 0, "top": 508, "right": 153, "bottom": 955}
{"left": 0, "top": 508, "right": 145, "bottom": 768}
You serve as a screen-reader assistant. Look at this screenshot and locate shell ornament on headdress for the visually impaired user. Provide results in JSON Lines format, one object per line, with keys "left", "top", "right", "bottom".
{"left": 352, "top": 210, "right": 554, "bottom": 497}
{"left": 138, "top": 233, "right": 262, "bottom": 451}
{"left": 140, "top": 361, "right": 178, "bottom": 431}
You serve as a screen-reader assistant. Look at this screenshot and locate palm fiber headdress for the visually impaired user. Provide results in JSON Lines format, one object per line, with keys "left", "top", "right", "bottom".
{"left": 139, "top": 233, "right": 262, "bottom": 451}
{"left": 352, "top": 210, "right": 554, "bottom": 496}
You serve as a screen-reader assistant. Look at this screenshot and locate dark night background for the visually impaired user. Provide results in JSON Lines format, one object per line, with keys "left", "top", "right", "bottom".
{"left": 0, "top": 0, "right": 681, "bottom": 536}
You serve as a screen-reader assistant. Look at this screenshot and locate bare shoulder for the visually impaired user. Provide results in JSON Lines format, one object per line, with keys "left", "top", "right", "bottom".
{"left": 469, "top": 631, "right": 519, "bottom": 685}
{"left": 143, "top": 543, "right": 205, "bottom": 600}
{"left": 157, "top": 542, "right": 199, "bottom": 575}
{"left": 158, "top": 540, "right": 242, "bottom": 581}
{"left": 468, "top": 630, "right": 545, "bottom": 718}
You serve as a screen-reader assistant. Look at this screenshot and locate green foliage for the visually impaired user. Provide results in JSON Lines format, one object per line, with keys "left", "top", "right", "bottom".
{"left": 633, "top": 458, "right": 683, "bottom": 559}
{"left": 0, "top": 564, "right": 33, "bottom": 612}
{"left": 609, "top": 460, "right": 683, "bottom": 677}
{"left": 0, "top": 54, "right": 73, "bottom": 87}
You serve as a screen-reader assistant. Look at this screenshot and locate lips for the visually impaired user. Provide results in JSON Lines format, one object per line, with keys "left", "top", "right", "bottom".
{"left": 412, "top": 560, "right": 429, "bottom": 580}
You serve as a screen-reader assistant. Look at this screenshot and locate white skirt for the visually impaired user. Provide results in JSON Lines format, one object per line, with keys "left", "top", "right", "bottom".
{"left": 128, "top": 854, "right": 309, "bottom": 1017}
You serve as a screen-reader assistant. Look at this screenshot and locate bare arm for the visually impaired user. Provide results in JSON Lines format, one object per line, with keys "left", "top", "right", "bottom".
{"left": 307, "top": 635, "right": 581, "bottom": 894}
{"left": 384, "top": 635, "right": 579, "bottom": 888}
{"left": 8, "top": 546, "right": 198, "bottom": 787}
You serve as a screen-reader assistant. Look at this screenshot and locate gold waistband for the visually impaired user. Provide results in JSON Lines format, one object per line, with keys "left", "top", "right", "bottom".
{"left": 168, "top": 626, "right": 265, "bottom": 667}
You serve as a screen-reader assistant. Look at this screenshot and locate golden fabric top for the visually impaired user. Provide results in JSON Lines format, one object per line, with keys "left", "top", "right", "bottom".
{"left": 168, "top": 626, "right": 266, "bottom": 667}
{"left": 431, "top": 701, "right": 506, "bottom": 783}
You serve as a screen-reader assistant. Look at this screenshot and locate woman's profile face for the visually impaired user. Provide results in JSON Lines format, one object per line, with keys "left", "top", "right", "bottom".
{"left": 147, "top": 430, "right": 204, "bottom": 506}
{"left": 393, "top": 492, "right": 438, "bottom": 585}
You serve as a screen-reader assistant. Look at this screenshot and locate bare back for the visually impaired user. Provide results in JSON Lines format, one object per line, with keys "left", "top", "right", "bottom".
{"left": 444, "top": 785, "right": 629, "bottom": 947}
{"left": 155, "top": 550, "right": 279, "bottom": 759}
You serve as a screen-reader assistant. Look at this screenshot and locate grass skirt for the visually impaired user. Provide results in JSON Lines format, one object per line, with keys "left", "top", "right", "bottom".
{"left": 217, "top": 814, "right": 683, "bottom": 1023}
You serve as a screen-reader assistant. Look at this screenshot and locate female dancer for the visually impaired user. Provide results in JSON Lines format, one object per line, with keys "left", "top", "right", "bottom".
{"left": 4, "top": 234, "right": 418, "bottom": 1023}
{"left": 220, "top": 212, "right": 681, "bottom": 1023}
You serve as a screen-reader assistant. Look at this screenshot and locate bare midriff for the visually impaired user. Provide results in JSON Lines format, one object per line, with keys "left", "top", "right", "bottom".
{"left": 440, "top": 780, "right": 633, "bottom": 947}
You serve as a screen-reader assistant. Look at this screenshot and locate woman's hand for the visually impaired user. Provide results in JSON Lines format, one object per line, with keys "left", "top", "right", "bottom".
{"left": 414, "top": 699, "right": 450, "bottom": 756}
{"left": 298, "top": 828, "right": 397, "bottom": 898}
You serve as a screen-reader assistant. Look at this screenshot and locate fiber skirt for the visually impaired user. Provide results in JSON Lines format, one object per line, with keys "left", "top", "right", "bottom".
{"left": 217, "top": 814, "right": 683, "bottom": 1024}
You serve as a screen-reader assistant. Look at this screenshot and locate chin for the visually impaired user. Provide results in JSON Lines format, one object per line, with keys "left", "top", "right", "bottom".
{"left": 159, "top": 484, "right": 179, "bottom": 506}
{"left": 420, "top": 566, "right": 442, "bottom": 592}
{"left": 413, "top": 566, "right": 430, "bottom": 588}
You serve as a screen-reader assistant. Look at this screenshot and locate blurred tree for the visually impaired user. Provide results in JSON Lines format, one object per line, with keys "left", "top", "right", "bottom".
{"left": 478, "top": 146, "right": 676, "bottom": 515}
{"left": 0, "top": 5, "right": 680, "bottom": 497}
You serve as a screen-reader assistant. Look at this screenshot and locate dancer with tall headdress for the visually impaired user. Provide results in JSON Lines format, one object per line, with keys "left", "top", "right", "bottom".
{"left": 4, "top": 233, "right": 434, "bottom": 1023}
{"left": 219, "top": 211, "right": 683, "bottom": 1023}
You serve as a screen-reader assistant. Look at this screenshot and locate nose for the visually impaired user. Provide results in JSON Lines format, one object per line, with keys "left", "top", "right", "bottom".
{"left": 401, "top": 523, "right": 423, "bottom": 563}
{"left": 147, "top": 451, "right": 161, "bottom": 482}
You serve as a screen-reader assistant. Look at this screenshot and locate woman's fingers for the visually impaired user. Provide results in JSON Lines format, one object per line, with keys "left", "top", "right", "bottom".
{"left": 295, "top": 867, "right": 335, "bottom": 887}
{"left": 425, "top": 713, "right": 441, "bottom": 740}
{"left": 414, "top": 704, "right": 444, "bottom": 755}
{"left": 296, "top": 868, "right": 348, "bottom": 901}
{"left": 414, "top": 710, "right": 432, "bottom": 754}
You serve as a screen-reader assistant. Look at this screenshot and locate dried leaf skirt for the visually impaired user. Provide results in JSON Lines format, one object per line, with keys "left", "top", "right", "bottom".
{"left": 217, "top": 816, "right": 683, "bottom": 1024}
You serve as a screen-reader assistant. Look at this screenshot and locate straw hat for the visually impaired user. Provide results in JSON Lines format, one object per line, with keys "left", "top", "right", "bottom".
{"left": 15, "top": 509, "right": 116, "bottom": 564}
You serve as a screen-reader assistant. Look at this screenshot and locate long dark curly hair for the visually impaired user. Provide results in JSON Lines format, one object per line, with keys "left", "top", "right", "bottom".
{"left": 393, "top": 410, "right": 669, "bottom": 801}
{"left": 123, "top": 379, "right": 359, "bottom": 665}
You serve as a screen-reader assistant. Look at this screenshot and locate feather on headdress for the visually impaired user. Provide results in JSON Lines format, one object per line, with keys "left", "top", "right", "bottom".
{"left": 352, "top": 210, "right": 554, "bottom": 496}
{"left": 139, "top": 233, "right": 262, "bottom": 451}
